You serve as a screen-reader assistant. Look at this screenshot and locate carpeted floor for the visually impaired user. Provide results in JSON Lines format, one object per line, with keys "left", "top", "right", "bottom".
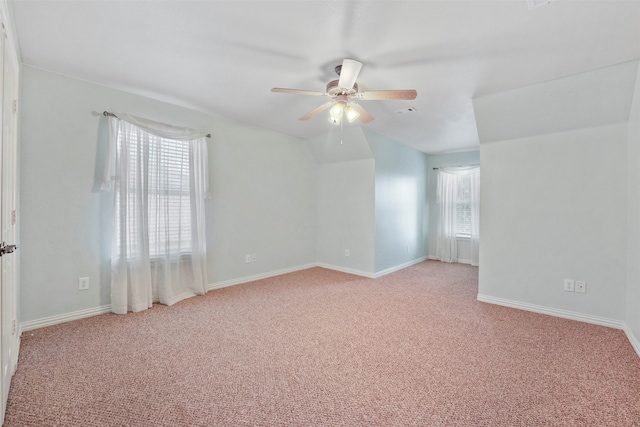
{"left": 5, "top": 261, "right": 640, "bottom": 426}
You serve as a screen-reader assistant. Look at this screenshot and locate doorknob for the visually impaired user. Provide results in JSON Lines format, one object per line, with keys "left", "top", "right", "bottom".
{"left": 0, "top": 242, "right": 17, "bottom": 256}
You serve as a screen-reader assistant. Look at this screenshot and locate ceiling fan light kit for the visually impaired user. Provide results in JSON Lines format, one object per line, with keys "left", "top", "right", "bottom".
{"left": 344, "top": 105, "right": 360, "bottom": 122}
{"left": 329, "top": 101, "right": 345, "bottom": 119}
{"left": 327, "top": 101, "right": 360, "bottom": 125}
{"left": 271, "top": 59, "right": 417, "bottom": 125}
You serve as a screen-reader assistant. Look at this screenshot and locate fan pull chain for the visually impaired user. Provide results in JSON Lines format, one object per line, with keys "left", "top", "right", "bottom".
{"left": 340, "top": 117, "right": 343, "bottom": 145}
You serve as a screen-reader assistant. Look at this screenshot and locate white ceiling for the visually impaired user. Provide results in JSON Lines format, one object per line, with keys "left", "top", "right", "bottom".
{"left": 9, "top": 0, "right": 640, "bottom": 153}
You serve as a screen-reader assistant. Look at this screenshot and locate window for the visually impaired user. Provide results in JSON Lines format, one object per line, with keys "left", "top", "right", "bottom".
{"left": 456, "top": 174, "right": 471, "bottom": 238}
{"left": 115, "top": 128, "right": 193, "bottom": 259}
{"left": 435, "top": 166, "right": 480, "bottom": 265}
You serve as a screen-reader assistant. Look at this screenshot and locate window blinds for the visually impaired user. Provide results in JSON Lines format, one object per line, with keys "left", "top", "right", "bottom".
{"left": 115, "top": 129, "right": 192, "bottom": 258}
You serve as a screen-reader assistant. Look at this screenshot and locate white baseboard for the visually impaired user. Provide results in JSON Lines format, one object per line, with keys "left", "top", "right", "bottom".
{"left": 428, "top": 255, "right": 472, "bottom": 265}
{"left": 21, "top": 304, "right": 113, "bottom": 332}
{"left": 624, "top": 324, "right": 640, "bottom": 358}
{"left": 210, "top": 257, "right": 431, "bottom": 287}
{"left": 374, "top": 256, "right": 429, "bottom": 278}
{"left": 313, "top": 263, "right": 375, "bottom": 278}
{"left": 477, "top": 294, "right": 625, "bottom": 330}
{"left": 208, "top": 263, "right": 318, "bottom": 291}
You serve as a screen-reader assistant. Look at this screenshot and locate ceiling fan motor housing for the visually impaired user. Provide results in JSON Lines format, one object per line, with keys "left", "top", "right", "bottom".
{"left": 326, "top": 79, "right": 359, "bottom": 97}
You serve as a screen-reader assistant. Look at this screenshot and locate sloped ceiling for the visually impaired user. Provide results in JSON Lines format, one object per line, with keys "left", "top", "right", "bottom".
{"left": 474, "top": 60, "right": 640, "bottom": 144}
{"left": 9, "top": 0, "right": 640, "bottom": 154}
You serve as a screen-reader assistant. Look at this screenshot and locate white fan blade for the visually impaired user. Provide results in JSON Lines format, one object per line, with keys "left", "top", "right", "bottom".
{"left": 338, "top": 59, "right": 363, "bottom": 90}
{"left": 299, "top": 102, "right": 334, "bottom": 121}
{"left": 272, "top": 88, "right": 327, "bottom": 96}
{"left": 351, "top": 103, "right": 374, "bottom": 123}
{"left": 357, "top": 90, "right": 417, "bottom": 100}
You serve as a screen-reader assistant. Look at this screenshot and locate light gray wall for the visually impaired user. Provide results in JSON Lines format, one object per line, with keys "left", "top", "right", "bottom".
{"left": 316, "top": 159, "right": 375, "bottom": 274}
{"left": 427, "top": 150, "right": 480, "bottom": 262}
{"left": 308, "top": 127, "right": 376, "bottom": 275}
{"left": 306, "top": 127, "right": 372, "bottom": 164}
{"left": 365, "top": 130, "right": 429, "bottom": 273}
{"left": 627, "top": 63, "right": 640, "bottom": 344}
{"left": 208, "top": 118, "right": 317, "bottom": 283}
{"left": 20, "top": 66, "right": 317, "bottom": 322}
{"left": 474, "top": 61, "right": 637, "bottom": 324}
{"left": 478, "top": 124, "right": 628, "bottom": 320}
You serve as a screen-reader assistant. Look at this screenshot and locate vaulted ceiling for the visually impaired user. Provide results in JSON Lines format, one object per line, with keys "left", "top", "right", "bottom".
{"left": 9, "top": 0, "right": 640, "bottom": 153}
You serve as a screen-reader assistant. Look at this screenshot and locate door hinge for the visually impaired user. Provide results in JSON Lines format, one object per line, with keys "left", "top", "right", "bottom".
{"left": 12, "top": 99, "right": 16, "bottom": 115}
{"left": 11, "top": 320, "right": 16, "bottom": 335}
{"left": 11, "top": 209, "right": 16, "bottom": 225}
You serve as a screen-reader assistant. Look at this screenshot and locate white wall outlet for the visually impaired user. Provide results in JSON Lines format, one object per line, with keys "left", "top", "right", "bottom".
{"left": 576, "top": 280, "right": 587, "bottom": 293}
{"left": 563, "top": 279, "right": 575, "bottom": 292}
{"left": 79, "top": 277, "right": 89, "bottom": 291}
{"left": 250, "top": 254, "right": 256, "bottom": 262}
{"left": 245, "top": 254, "right": 251, "bottom": 263}
{"left": 345, "top": 249, "right": 350, "bottom": 257}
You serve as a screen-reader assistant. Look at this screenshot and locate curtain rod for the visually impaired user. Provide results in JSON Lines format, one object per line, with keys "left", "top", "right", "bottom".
{"left": 432, "top": 163, "right": 479, "bottom": 170}
{"left": 103, "top": 111, "right": 211, "bottom": 138}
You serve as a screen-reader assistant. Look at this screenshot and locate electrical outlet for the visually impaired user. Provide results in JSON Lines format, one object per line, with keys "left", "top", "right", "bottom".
{"left": 245, "top": 254, "right": 251, "bottom": 263}
{"left": 576, "top": 281, "right": 587, "bottom": 294}
{"left": 251, "top": 254, "right": 256, "bottom": 262}
{"left": 563, "top": 279, "right": 575, "bottom": 292}
{"left": 345, "top": 249, "right": 350, "bottom": 257}
{"left": 79, "top": 277, "right": 89, "bottom": 291}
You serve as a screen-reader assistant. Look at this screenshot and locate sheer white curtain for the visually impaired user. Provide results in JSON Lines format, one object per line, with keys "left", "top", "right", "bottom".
{"left": 102, "top": 113, "right": 210, "bottom": 314}
{"left": 435, "top": 166, "right": 480, "bottom": 265}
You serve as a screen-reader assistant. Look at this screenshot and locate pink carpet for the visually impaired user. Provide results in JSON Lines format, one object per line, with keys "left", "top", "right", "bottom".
{"left": 5, "top": 261, "right": 640, "bottom": 426}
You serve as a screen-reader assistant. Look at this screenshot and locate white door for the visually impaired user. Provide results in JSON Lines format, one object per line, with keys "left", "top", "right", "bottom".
{"left": 0, "top": 22, "right": 18, "bottom": 421}
{"left": 0, "top": 22, "right": 7, "bottom": 418}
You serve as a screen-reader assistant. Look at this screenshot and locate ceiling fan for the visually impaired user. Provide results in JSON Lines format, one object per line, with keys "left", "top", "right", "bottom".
{"left": 271, "top": 59, "right": 417, "bottom": 125}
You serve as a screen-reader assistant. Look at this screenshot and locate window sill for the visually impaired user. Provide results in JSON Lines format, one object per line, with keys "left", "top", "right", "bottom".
{"left": 150, "top": 253, "right": 192, "bottom": 264}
